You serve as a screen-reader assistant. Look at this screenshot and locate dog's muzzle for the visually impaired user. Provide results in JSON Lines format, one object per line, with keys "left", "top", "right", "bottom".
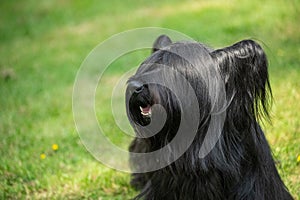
{"left": 127, "top": 81, "right": 152, "bottom": 125}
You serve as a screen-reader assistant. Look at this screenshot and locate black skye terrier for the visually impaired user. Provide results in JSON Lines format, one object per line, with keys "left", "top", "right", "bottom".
{"left": 125, "top": 35, "right": 293, "bottom": 200}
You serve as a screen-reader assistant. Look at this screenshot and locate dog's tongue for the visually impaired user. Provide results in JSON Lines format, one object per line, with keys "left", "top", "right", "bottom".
{"left": 140, "top": 105, "right": 151, "bottom": 116}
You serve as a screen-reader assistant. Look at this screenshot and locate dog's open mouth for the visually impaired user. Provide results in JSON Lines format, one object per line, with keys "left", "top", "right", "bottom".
{"left": 140, "top": 105, "right": 152, "bottom": 117}
{"left": 133, "top": 103, "right": 152, "bottom": 126}
{"left": 126, "top": 81, "right": 155, "bottom": 126}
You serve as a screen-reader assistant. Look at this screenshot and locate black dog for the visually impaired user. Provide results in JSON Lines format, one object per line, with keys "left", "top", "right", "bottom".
{"left": 125, "top": 35, "right": 293, "bottom": 200}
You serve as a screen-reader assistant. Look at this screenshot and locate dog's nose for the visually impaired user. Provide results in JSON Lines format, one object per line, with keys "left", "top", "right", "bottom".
{"left": 128, "top": 81, "right": 144, "bottom": 94}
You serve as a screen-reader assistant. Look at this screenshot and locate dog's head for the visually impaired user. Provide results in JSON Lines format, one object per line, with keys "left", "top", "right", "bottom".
{"left": 126, "top": 35, "right": 271, "bottom": 141}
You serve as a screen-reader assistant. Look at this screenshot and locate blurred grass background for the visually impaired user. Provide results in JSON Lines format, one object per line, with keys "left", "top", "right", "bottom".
{"left": 0, "top": 0, "right": 299, "bottom": 199}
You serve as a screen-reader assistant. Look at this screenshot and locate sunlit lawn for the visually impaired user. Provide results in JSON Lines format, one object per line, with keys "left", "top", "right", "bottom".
{"left": 0, "top": 0, "right": 299, "bottom": 199}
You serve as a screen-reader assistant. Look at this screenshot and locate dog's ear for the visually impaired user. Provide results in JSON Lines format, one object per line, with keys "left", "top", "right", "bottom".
{"left": 211, "top": 40, "right": 272, "bottom": 121}
{"left": 152, "top": 35, "right": 172, "bottom": 53}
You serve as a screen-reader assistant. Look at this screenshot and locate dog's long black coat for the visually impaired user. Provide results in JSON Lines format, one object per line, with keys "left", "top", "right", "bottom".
{"left": 126, "top": 35, "right": 293, "bottom": 200}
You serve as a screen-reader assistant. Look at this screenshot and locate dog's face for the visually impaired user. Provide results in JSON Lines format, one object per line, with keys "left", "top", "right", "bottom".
{"left": 126, "top": 35, "right": 271, "bottom": 142}
{"left": 126, "top": 36, "right": 218, "bottom": 142}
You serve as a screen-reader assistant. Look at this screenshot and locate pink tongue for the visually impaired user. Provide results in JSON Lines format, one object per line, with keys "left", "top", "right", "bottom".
{"left": 142, "top": 105, "right": 151, "bottom": 113}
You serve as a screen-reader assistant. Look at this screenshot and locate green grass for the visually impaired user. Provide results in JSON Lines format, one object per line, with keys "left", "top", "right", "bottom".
{"left": 0, "top": 0, "right": 299, "bottom": 199}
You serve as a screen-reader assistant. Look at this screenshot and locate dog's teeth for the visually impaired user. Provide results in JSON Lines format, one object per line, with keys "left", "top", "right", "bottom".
{"left": 141, "top": 111, "right": 150, "bottom": 116}
{"left": 140, "top": 106, "right": 151, "bottom": 117}
{"left": 140, "top": 106, "right": 151, "bottom": 116}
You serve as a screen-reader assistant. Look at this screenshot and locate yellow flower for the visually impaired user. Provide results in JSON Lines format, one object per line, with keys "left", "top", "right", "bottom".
{"left": 40, "top": 153, "right": 46, "bottom": 160}
{"left": 52, "top": 144, "right": 59, "bottom": 151}
{"left": 297, "top": 155, "right": 300, "bottom": 163}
